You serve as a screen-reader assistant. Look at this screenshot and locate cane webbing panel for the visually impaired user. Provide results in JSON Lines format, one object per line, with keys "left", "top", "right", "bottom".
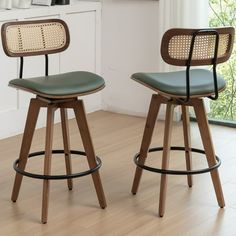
{"left": 161, "top": 27, "right": 235, "bottom": 66}
{"left": 168, "top": 34, "right": 229, "bottom": 60}
{"left": 1, "top": 19, "right": 69, "bottom": 57}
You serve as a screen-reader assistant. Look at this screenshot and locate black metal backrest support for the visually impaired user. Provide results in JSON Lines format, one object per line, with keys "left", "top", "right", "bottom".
{"left": 185, "top": 29, "right": 220, "bottom": 102}
{"left": 19, "top": 54, "right": 48, "bottom": 79}
{"left": 1, "top": 19, "right": 70, "bottom": 78}
{"left": 161, "top": 27, "right": 235, "bottom": 102}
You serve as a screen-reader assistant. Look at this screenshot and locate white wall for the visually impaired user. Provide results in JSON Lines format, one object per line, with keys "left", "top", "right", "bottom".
{"left": 101, "top": 0, "right": 161, "bottom": 117}
{"left": 101, "top": 0, "right": 209, "bottom": 119}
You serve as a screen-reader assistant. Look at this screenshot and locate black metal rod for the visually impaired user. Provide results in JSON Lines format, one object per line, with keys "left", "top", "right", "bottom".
{"left": 45, "top": 54, "right": 49, "bottom": 76}
{"left": 183, "top": 29, "right": 220, "bottom": 103}
{"left": 13, "top": 149, "right": 102, "bottom": 180}
{"left": 183, "top": 30, "right": 200, "bottom": 103}
{"left": 208, "top": 31, "right": 220, "bottom": 100}
{"left": 134, "top": 146, "right": 221, "bottom": 175}
{"left": 185, "top": 67, "right": 190, "bottom": 102}
{"left": 19, "top": 57, "right": 24, "bottom": 79}
{"left": 20, "top": 55, "right": 49, "bottom": 78}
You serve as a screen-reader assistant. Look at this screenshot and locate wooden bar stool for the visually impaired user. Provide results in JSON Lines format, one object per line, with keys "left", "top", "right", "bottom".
{"left": 1, "top": 19, "right": 106, "bottom": 223}
{"left": 131, "top": 27, "right": 235, "bottom": 217}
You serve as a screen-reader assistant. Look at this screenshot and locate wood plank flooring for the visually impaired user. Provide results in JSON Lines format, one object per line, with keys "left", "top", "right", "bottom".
{"left": 0, "top": 111, "right": 236, "bottom": 236}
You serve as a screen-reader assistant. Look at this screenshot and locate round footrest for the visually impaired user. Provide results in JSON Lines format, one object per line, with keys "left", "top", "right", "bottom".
{"left": 13, "top": 150, "right": 102, "bottom": 180}
{"left": 134, "top": 146, "right": 221, "bottom": 175}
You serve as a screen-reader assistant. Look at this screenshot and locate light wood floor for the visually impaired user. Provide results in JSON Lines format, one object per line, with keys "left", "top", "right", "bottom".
{"left": 1, "top": 111, "right": 236, "bottom": 236}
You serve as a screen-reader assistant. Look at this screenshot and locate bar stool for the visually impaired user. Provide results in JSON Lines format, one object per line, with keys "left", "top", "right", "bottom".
{"left": 131, "top": 27, "right": 235, "bottom": 217}
{"left": 1, "top": 19, "right": 107, "bottom": 223}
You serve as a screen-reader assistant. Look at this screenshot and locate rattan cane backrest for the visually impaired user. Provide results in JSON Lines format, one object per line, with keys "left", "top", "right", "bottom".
{"left": 161, "top": 27, "right": 235, "bottom": 66}
{"left": 1, "top": 19, "right": 70, "bottom": 57}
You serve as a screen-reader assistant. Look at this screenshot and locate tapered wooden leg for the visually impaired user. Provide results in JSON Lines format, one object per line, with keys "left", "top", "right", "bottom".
{"left": 159, "top": 103, "right": 174, "bottom": 217}
{"left": 11, "top": 99, "right": 41, "bottom": 202}
{"left": 131, "top": 94, "right": 163, "bottom": 194}
{"left": 193, "top": 99, "right": 225, "bottom": 208}
{"left": 73, "top": 100, "right": 107, "bottom": 209}
{"left": 60, "top": 108, "right": 73, "bottom": 190}
{"left": 181, "top": 105, "right": 193, "bottom": 187}
{"left": 42, "top": 106, "right": 55, "bottom": 224}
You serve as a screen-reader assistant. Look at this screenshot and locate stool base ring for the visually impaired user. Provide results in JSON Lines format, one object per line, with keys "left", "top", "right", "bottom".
{"left": 134, "top": 146, "right": 221, "bottom": 175}
{"left": 13, "top": 150, "right": 102, "bottom": 180}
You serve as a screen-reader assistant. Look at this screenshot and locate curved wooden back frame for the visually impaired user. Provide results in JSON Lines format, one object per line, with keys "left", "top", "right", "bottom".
{"left": 161, "top": 27, "right": 235, "bottom": 66}
{"left": 1, "top": 19, "right": 70, "bottom": 57}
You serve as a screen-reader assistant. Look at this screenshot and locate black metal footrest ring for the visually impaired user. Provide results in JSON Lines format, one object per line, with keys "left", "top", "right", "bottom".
{"left": 13, "top": 150, "right": 102, "bottom": 180}
{"left": 134, "top": 146, "right": 221, "bottom": 175}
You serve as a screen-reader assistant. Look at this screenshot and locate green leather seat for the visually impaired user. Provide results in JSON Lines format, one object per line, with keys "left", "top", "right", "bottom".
{"left": 9, "top": 71, "right": 105, "bottom": 97}
{"left": 132, "top": 69, "right": 226, "bottom": 97}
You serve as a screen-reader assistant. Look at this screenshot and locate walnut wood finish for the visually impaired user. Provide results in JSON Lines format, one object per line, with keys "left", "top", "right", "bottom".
{"left": 161, "top": 27, "right": 235, "bottom": 66}
{"left": 11, "top": 98, "right": 42, "bottom": 202}
{"left": 131, "top": 94, "right": 166, "bottom": 194}
{"left": 60, "top": 108, "right": 73, "bottom": 190}
{"left": 8, "top": 83, "right": 105, "bottom": 100}
{"left": 193, "top": 99, "right": 225, "bottom": 208}
{"left": 132, "top": 95, "right": 225, "bottom": 216}
{"left": 158, "top": 103, "right": 175, "bottom": 217}
{"left": 181, "top": 105, "right": 193, "bottom": 187}
{"left": 73, "top": 100, "right": 107, "bottom": 209}
{"left": 11, "top": 97, "right": 107, "bottom": 223}
{"left": 3, "top": 18, "right": 106, "bottom": 223}
{"left": 42, "top": 106, "right": 56, "bottom": 224}
{"left": 131, "top": 76, "right": 226, "bottom": 100}
{"left": 1, "top": 19, "right": 70, "bottom": 57}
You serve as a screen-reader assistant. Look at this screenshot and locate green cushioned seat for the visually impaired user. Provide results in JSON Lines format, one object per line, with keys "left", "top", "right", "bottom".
{"left": 9, "top": 71, "right": 105, "bottom": 97}
{"left": 132, "top": 69, "right": 226, "bottom": 97}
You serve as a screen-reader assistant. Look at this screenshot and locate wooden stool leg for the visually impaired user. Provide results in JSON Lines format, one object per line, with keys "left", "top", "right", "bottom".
{"left": 73, "top": 100, "right": 107, "bottom": 209}
{"left": 193, "top": 99, "right": 225, "bottom": 208}
{"left": 131, "top": 94, "right": 163, "bottom": 194}
{"left": 181, "top": 105, "right": 193, "bottom": 187}
{"left": 42, "top": 106, "right": 55, "bottom": 224}
{"left": 11, "top": 99, "right": 41, "bottom": 202}
{"left": 159, "top": 103, "right": 174, "bottom": 217}
{"left": 60, "top": 108, "right": 73, "bottom": 190}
